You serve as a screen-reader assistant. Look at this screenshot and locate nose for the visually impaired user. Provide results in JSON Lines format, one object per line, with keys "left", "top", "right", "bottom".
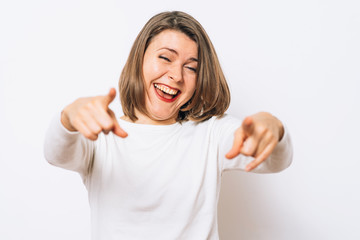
{"left": 168, "top": 65, "right": 183, "bottom": 82}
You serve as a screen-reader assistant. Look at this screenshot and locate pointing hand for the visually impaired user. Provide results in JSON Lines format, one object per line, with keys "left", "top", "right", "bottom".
{"left": 61, "top": 88, "right": 128, "bottom": 140}
{"left": 225, "top": 112, "right": 284, "bottom": 171}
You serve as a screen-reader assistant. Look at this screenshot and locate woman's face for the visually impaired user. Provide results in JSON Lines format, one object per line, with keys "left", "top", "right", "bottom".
{"left": 138, "top": 29, "right": 198, "bottom": 124}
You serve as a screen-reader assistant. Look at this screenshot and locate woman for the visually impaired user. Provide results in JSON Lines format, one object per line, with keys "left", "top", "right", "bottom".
{"left": 44, "top": 11, "right": 292, "bottom": 240}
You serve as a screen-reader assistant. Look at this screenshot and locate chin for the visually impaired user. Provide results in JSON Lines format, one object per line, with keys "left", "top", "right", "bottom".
{"left": 152, "top": 113, "right": 176, "bottom": 122}
{"left": 148, "top": 109, "right": 178, "bottom": 123}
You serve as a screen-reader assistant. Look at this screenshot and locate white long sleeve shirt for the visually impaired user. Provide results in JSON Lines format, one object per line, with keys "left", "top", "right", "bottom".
{"left": 44, "top": 114, "right": 293, "bottom": 240}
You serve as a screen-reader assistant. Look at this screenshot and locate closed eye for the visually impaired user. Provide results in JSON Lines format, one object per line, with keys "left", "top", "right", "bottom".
{"left": 159, "top": 56, "right": 171, "bottom": 62}
{"left": 186, "top": 66, "right": 197, "bottom": 73}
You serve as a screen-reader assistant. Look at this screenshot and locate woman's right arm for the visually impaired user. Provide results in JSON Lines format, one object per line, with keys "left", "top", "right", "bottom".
{"left": 44, "top": 115, "right": 95, "bottom": 176}
{"left": 44, "top": 88, "right": 127, "bottom": 176}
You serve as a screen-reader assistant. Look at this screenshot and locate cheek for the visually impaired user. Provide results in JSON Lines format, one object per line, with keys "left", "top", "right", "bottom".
{"left": 143, "top": 61, "right": 165, "bottom": 83}
{"left": 187, "top": 78, "right": 197, "bottom": 95}
{"left": 181, "top": 79, "right": 197, "bottom": 102}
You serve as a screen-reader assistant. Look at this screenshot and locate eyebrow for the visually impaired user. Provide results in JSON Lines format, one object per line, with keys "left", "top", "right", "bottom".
{"left": 159, "top": 47, "right": 198, "bottom": 62}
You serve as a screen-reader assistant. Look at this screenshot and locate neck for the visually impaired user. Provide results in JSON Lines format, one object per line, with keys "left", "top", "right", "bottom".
{"left": 121, "top": 110, "right": 177, "bottom": 125}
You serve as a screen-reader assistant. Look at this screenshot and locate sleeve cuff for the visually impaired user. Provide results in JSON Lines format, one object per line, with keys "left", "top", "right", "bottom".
{"left": 55, "top": 112, "right": 80, "bottom": 136}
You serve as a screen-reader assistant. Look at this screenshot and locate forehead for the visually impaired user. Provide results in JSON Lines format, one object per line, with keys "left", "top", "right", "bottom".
{"left": 148, "top": 29, "right": 198, "bottom": 55}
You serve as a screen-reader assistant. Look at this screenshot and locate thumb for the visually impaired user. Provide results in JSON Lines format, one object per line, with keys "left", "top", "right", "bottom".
{"left": 108, "top": 110, "right": 128, "bottom": 138}
{"left": 225, "top": 127, "right": 245, "bottom": 159}
{"left": 102, "top": 88, "right": 117, "bottom": 106}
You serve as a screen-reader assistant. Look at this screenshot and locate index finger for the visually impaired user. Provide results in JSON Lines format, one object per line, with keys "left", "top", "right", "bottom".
{"left": 108, "top": 110, "right": 128, "bottom": 138}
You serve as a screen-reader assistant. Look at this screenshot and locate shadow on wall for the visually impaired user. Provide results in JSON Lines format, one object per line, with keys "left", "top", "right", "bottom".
{"left": 218, "top": 171, "right": 269, "bottom": 240}
{"left": 217, "top": 171, "right": 319, "bottom": 240}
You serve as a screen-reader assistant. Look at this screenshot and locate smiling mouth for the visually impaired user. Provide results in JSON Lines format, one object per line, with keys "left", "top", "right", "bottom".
{"left": 154, "top": 83, "right": 181, "bottom": 102}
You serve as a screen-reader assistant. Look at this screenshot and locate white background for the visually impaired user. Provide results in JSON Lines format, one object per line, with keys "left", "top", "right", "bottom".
{"left": 1, "top": 0, "right": 359, "bottom": 239}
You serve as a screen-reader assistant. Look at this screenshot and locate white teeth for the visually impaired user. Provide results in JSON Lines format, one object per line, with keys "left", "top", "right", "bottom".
{"left": 154, "top": 84, "right": 178, "bottom": 95}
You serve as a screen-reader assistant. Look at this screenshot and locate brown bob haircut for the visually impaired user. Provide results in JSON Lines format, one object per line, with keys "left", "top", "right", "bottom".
{"left": 119, "top": 11, "right": 230, "bottom": 122}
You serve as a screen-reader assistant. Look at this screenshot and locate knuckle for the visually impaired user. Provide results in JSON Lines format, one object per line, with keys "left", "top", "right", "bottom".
{"left": 72, "top": 117, "right": 80, "bottom": 126}
{"left": 265, "top": 131, "right": 276, "bottom": 142}
{"left": 242, "top": 149, "right": 253, "bottom": 156}
{"left": 242, "top": 152, "right": 251, "bottom": 157}
{"left": 83, "top": 132, "right": 93, "bottom": 139}
{"left": 85, "top": 101, "right": 95, "bottom": 110}
{"left": 104, "top": 125, "right": 113, "bottom": 132}
{"left": 244, "top": 145, "right": 256, "bottom": 156}
{"left": 93, "top": 100, "right": 104, "bottom": 109}
{"left": 102, "top": 121, "right": 114, "bottom": 130}
{"left": 78, "top": 108, "right": 88, "bottom": 118}
{"left": 256, "top": 125, "right": 267, "bottom": 135}
{"left": 93, "top": 126, "right": 102, "bottom": 134}
{"left": 85, "top": 132, "right": 98, "bottom": 141}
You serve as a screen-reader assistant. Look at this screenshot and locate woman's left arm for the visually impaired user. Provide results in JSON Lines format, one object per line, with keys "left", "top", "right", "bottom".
{"left": 225, "top": 112, "right": 290, "bottom": 172}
